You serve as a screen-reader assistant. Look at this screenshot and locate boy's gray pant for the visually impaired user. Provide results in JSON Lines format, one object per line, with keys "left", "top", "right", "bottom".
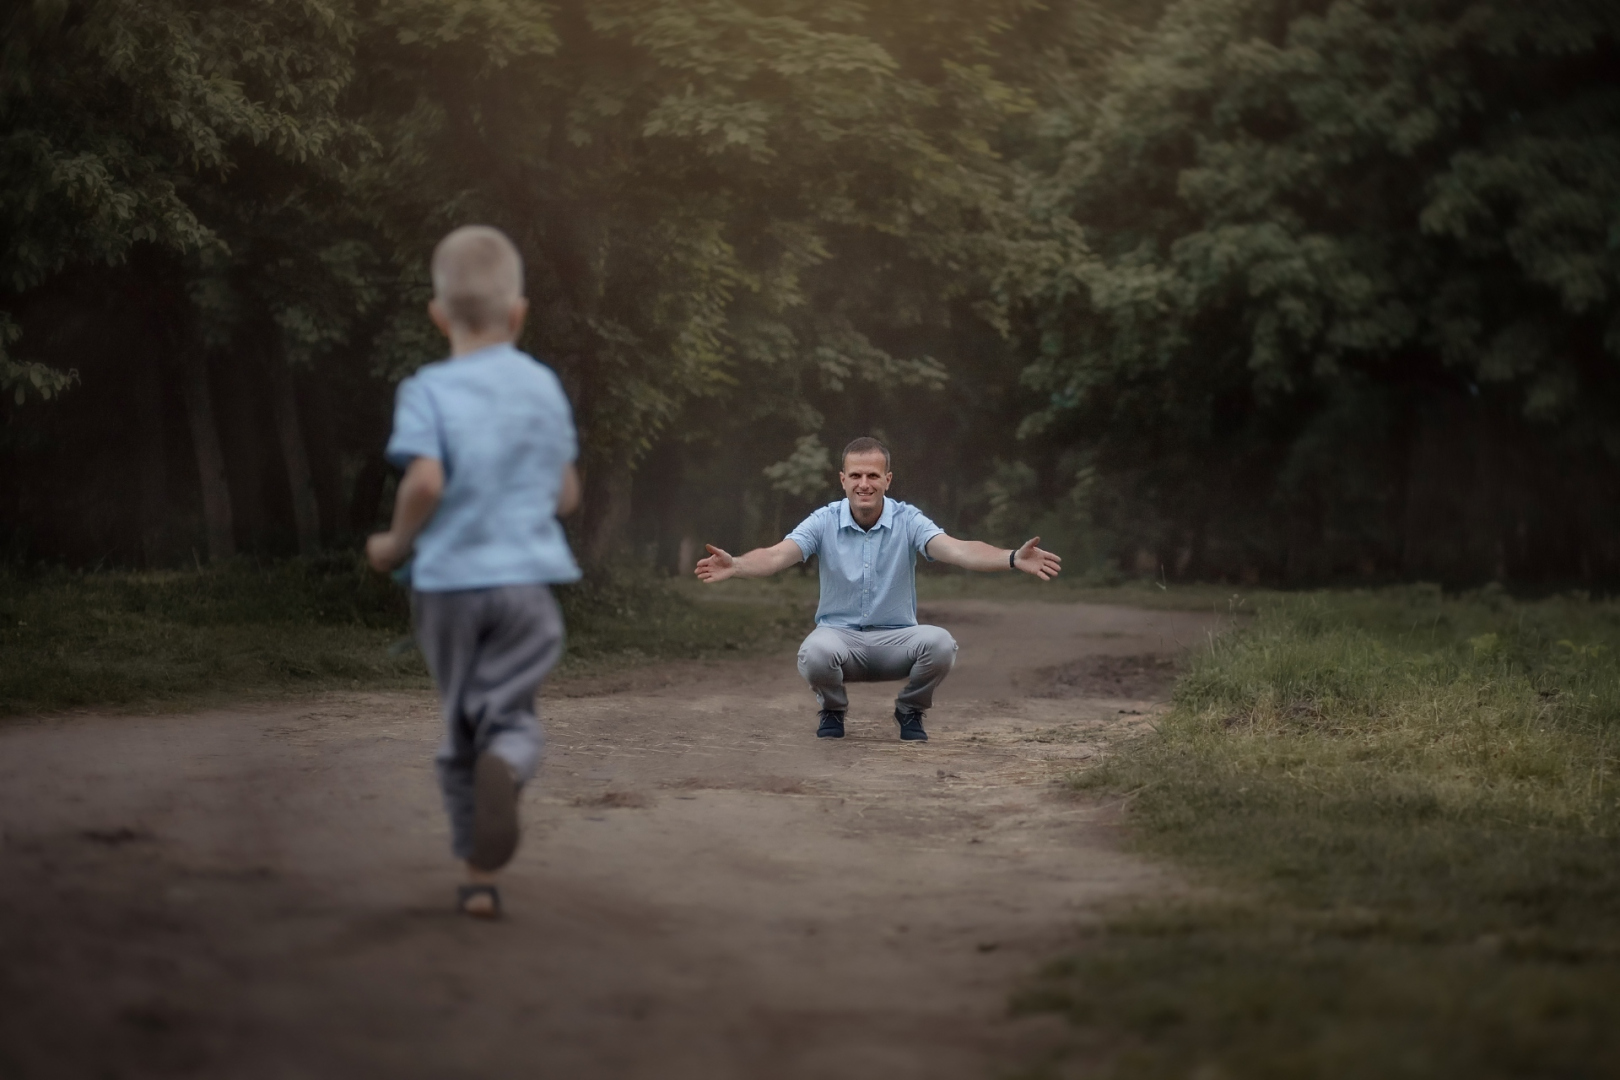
{"left": 413, "top": 585, "right": 564, "bottom": 861}
{"left": 797, "top": 624, "right": 958, "bottom": 714}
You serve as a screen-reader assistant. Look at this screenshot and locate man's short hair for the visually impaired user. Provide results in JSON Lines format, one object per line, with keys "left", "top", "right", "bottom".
{"left": 431, "top": 225, "right": 525, "bottom": 332}
{"left": 841, "top": 436, "right": 891, "bottom": 472}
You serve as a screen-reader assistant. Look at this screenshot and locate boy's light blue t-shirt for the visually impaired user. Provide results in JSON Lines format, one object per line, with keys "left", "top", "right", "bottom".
{"left": 385, "top": 344, "right": 581, "bottom": 591}
{"left": 786, "top": 497, "right": 945, "bottom": 630}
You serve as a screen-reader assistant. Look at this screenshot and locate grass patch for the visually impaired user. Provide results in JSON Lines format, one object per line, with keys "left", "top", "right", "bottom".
{"left": 0, "top": 556, "right": 424, "bottom": 713}
{"left": 0, "top": 558, "right": 814, "bottom": 715}
{"left": 558, "top": 568, "right": 813, "bottom": 675}
{"left": 0, "top": 557, "right": 1271, "bottom": 716}
{"left": 917, "top": 573, "right": 1271, "bottom": 612}
{"left": 0, "top": 555, "right": 1210, "bottom": 716}
{"left": 1021, "top": 585, "right": 1620, "bottom": 1078}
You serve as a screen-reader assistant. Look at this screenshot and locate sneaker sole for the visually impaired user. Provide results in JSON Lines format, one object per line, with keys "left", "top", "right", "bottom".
{"left": 469, "top": 753, "right": 519, "bottom": 872}
{"left": 817, "top": 730, "right": 845, "bottom": 739}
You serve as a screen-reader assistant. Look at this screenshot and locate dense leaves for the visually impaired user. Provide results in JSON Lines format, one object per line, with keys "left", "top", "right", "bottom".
{"left": 1018, "top": 0, "right": 1620, "bottom": 582}
{"left": 346, "top": 0, "right": 1066, "bottom": 559}
{"left": 1, "top": 0, "right": 1070, "bottom": 565}
{"left": 3, "top": 0, "right": 1617, "bottom": 584}
{"left": 0, "top": 0, "right": 363, "bottom": 403}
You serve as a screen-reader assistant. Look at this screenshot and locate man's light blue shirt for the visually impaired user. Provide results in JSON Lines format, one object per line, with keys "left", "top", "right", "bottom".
{"left": 786, "top": 497, "right": 945, "bottom": 630}
{"left": 385, "top": 343, "right": 581, "bottom": 591}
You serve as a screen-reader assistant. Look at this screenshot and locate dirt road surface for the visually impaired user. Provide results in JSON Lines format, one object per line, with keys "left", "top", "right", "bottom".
{"left": 0, "top": 600, "right": 1223, "bottom": 1080}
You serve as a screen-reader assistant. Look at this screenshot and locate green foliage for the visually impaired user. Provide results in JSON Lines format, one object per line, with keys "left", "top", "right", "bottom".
{"left": 1015, "top": 0, "right": 1620, "bottom": 582}
{"left": 353, "top": 0, "right": 1048, "bottom": 482}
{"left": 554, "top": 563, "right": 814, "bottom": 668}
{"left": 0, "top": 556, "right": 423, "bottom": 712}
{"left": 0, "top": 558, "right": 812, "bottom": 714}
{"left": 763, "top": 433, "right": 834, "bottom": 501}
{"left": 1025, "top": 588, "right": 1620, "bottom": 1077}
{"left": 0, "top": 0, "right": 368, "bottom": 328}
{"left": 1, "top": 0, "right": 1118, "bottom": 568}
{"left": 1031, "top": 0, "right": 1620, "bottom": 410}
{"left": 970, "top": 453, "right": 1111, "bottom": 572}
{"left": 0, "top": 312, "right": 75, "bottom": 405}
{"left": 8, "top": 0, "right": 1616, "bottom": 584}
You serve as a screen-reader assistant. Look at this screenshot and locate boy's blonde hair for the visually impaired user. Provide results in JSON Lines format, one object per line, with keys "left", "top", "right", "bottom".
{"left": 431, "top": 225, "right": 525, "bottom": 333}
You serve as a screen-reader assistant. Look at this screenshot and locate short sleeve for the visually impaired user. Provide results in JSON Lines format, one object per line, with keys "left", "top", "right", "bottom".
{"left": 785, "top": 506, "right": 827, "bottom": 562}
{"left": 385, "top": 376, "right": 441, "bottom": 468}
{"left": 910, "top": 507, "right": 945, "bottom": 560}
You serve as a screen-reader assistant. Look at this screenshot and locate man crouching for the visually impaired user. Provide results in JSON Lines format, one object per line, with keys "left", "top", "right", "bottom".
{"left": 695, "top": 437, "right": 1061, "bottom": 741}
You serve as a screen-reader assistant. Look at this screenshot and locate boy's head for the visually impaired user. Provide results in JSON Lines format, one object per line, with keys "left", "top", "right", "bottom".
{"left": 429, "top": 225, "right": 526, "bottom": 343}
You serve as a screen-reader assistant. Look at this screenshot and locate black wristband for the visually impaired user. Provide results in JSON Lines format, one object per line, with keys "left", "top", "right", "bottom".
{"left": 1009, "top": 549, "right": 1017, "bottom": 570}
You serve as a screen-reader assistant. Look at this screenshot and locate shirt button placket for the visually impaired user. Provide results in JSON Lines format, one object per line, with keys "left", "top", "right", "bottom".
{"left": 863, "top": 533, "right": 873, "bottom": 624}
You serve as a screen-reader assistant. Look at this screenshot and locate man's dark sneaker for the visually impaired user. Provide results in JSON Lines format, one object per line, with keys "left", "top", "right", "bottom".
{"left": 895, "top": 707, "right": 929, "bottom": 742}
{"left": 816, "top": 710, "right": 846, "bottom": 739}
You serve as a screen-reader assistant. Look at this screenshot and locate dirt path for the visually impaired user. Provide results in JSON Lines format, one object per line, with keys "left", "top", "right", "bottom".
{"left": 0, "top": 600, "right": 1223, "bottom": 1080}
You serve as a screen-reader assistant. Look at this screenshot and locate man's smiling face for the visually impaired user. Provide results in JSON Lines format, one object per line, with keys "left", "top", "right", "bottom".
{"left": 840, "top": 450, "right": 892, "bottom": 523}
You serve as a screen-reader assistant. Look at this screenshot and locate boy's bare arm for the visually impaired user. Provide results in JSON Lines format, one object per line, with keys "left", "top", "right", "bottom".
{"left": 694, "top": 538, "right": 803, "bottom": 583}
{"left": 366, "top": 457, "right": 445, "bottom": 572}
{"left": 558, "top": 463, "right": 581, "bottom": 517}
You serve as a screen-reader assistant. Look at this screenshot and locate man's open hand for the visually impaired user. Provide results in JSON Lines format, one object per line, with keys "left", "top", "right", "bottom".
{"left": 1014, "top": 536, "right": 1063, "bottom": 581}
{"left": 694, "top": 544, "right": 736, "bottom": 583}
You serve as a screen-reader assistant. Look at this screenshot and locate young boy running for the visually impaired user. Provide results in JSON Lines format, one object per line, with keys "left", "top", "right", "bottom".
{"left": 367, "top": 225, "right": 581, "bottom": 919}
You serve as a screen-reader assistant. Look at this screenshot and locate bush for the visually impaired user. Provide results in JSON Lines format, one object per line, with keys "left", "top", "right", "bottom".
{"left": 0, "top": 558, "right": 815, "bottom": 714}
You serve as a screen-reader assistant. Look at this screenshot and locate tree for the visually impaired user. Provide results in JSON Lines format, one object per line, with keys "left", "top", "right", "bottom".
{"left": 1019, "top": 0, "right": 1620, "bottom": 582}
{"left": 352, "top": 0, "right": 1064, "bottom": 561}
{"left": 1, "top": 0, "right": 372, "bottom": 561}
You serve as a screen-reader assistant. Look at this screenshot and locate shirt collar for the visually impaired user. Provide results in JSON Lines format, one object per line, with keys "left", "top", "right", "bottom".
{"left": 448, "top": 341, "right": 516, "bottom": 364}
{"left": 839, "top": 496, "right": 894, "bottom": 532}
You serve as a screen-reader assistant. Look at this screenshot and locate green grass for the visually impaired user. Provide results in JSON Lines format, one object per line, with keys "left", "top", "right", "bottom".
{"left": 0, "top": 559, "right": 1224, "bottom": 716}
{"left": 556, "top": 567, "right": 814, "bottom": 674}
{"left": 1019, "top": 585, "right": 1620, "bottom": 1078}
{"left": 916, "top": 568, "right": 1274, "bottom": 612}
{"left": 0, "top": 558, "right": 816, "bottom": 715}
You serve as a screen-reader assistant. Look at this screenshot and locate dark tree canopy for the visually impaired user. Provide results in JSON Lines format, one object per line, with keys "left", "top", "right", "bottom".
{"left": 3, "top": 0, "right": 1617, "bottom": 586}
{"left": 1017, "top": 0, "right": 1620, "bottom": 582}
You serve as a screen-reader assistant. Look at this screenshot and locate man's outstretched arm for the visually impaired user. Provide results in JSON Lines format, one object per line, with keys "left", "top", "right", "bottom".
{"left": 926, "top": 534, "right": 1062, "bottom": 581}
{"left": 695, "top": 538, "right": 804, "bottom": 583}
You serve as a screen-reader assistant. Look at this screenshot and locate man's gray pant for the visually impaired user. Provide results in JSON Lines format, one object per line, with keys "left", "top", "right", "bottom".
{"left": 797, "top": 624, "right": 958, "bottom": 714}
{"left": 413, "top": 584, "right": 564, "bottom": 861}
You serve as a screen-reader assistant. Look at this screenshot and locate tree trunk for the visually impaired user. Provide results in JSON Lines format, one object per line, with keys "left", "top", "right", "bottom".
{"left": 268, "top": 356, "right": 321, "bottom": 555}
{"left": 1283, "top": 490, "right": 1320, "bottom": 585}
{"left": 1478, "top": 403, "right": 1506, "bottom": 582}
{"left": 1400, "top": 404, "right": 1441, "bottom": 578}
{"left": 676, "top": 535, "right": 699, "bottom": 576}
{"left": 582, "top": 455, "right": 635, "bottom": 567}
{"left": 349, "top": 454, "right": 388, "bottom": 534}
{"left": 221, "top": 361, "right": 267, "bottom": 551}
{"left": 302, "top": 369, "right": 344, "bottom": 543}
{"left": 135, "top": 359, "right": 168, "bottom": 567}
{"left": 177, "top": 348, "right": 235, "bottom": 562}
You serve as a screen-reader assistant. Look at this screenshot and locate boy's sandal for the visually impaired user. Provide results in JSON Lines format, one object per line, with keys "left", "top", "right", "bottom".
{"left": 457, "top": 883, "right": 502, "bottom": 919}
